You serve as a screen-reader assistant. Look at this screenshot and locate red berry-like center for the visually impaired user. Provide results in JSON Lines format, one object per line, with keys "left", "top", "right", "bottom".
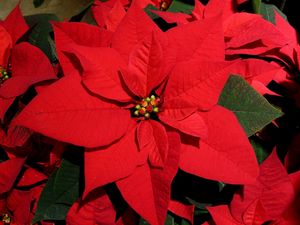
{"left": 133, "top": 95, "right": 160, "bottom": 119}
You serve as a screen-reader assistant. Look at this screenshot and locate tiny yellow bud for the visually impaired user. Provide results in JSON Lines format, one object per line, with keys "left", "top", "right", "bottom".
{"left": 153, "top": 107, "right": 159, "bottom": 113}
{"left": 134, "top": 110, "right": 139, "bottom": 116}
{"left": 144, "top": 113, "right": 150, "bottom": 118}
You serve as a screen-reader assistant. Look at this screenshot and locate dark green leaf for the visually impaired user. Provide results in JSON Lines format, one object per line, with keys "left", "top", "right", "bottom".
{"left": 33, "top": 0, "right": 45, "bottom": 8}
{"left": 25, "top": 14, "right": 58, "bottom": 62}
{"left": 252, "top": 0, "right": 261, "bottom": 13}
{"left": 218, "top": 75, "right": 283, "bottom": 137}
{"left": 186, "top": 197, "right": 212, "bottom": 209}
{"left": 144, "top": 4, "right": 160, "bottom": 20}
{"left": 21, "top": 0, "right": 93, "bottom": 21}
{"left": 250, "top": 138, "right": 270, "bottom": 164}
{"left": 32, "top": 157, "right": 81, "bottom": 223}
{"left": 259, "top": 2, "right": 287, "bottom": 24}
{"left": 167, "top": 0, "right": 194, "bottom": 14}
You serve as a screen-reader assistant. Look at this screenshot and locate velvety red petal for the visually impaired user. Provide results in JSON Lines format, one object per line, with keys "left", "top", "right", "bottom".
{"left": 207, "top": 205, "right": 241, "bottom": 225}
{"left": 67, "top": 188, "right": 116, "bottom": 225}
{"left": 137, "top": 120, "right": 168, "bottom": 168}
{"left": 92, "top": 0, "right": 126, "bottom": 32}
{"left": 0, "top": 25, "right": 12, "bottom": 66}
{"left": 0, "top": 157, "right": 25, "bottom": 194}
{"left": 126, "top": 33, "right": 165, "bottom": 97}
{"left": 164, "top": 61, "right": 232, "bottom": 111}
{"left": 180, "top": 105, "right": 259, "bottom": 184}
{"left": 0, "top": 98, "right": 14, "bottom": 121}
{"left": 1, "top": 5, "right": 29, "bottom": 45}
{"left": 225, "top": 13, "right": 288, "bottom": 51}
{"left": 230, "top": 150, "right": 295, "bottom": 223}
{"left": 111, "top": 0, "right": 160, "bottom": 62}
{"left": 83, "top": 126, "right": 139, "bottom": 198}
{"left": 64, "top": 44, "right": 133, "bottom": 102}
{"left": 14, "top": 76, "right": 134, "bottom": 148}
{"left": 0, "top": 43, "right": 56, "bottom": 99}
{"left": 169, "top": 200, "right": 195, "bottom": 224}
{"left": 16, "top": 167, "right": 47, "bottom": 187}
{"left": 117, "top": 130, "right": 180, "bottom": 225}
{"left": 52, "top": 22, "right": 112, "bottom": 76}
{"left": 161, "top": 16, "right": 225, "bottom": 68}
{"left": 159, "top": 111, "right": 207, "bottom": 138}
{"left": 275, "top": 11, "right": 298, "bottom": 46}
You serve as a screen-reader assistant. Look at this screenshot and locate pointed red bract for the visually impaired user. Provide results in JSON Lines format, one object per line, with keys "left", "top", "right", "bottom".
{"left": 1, "top": 5, "right": 29, "bottom": 45}
{"left": 0, "top": 43, "right": 56, "bottom": 98}
{"left": 52, "top": 22, "right": 112, "bottom": 76}
{"left": 230, "top": 151, "right": 295, "bottom": 223}
{"left": 207, "top": 205, "right": 241, "bottom": 225}
{"left": 14, "top": 76, "right": 134, "bottom": 148}
{"left": 64, "top": 45, "right": 132, "bottom": 102}
{"left": 0, "top": 157, "right": 26, "bottom": 194}
{"left": 160, "top": 16, "right": 225, "bottom": 66}
{"left": 92, "top": 0, "right": 126, "bottom": 32}
{"left": 67, "top": 188, "right": 117, "bottom": 225}
{"left": 169, "top": 200, "right": 195, "bottom": 224}
{"left": 127, "top": 33, "right": 164, "bottom": 97}
{"left": 180, "top": 105, "right": 259, "bottom": 184}
{"left": 111, "top": 0, "right": 160, "bottom": 62}
{"left": 164, "top": 61, "right": 232, "bottom": 111}
{"left": 117, "top": 130, "right": 180, "bottom": 225}
{"left": 0, "top": 25, "right": 12, "bottom": 66}
{"left": 84, "top": 126, "right": 139, "bottom": 197}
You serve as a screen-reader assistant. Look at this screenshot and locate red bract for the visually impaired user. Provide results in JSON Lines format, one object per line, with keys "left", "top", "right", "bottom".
{"left": 0, "top": 166, "right": 47, "bottom": 225}
{"left": 14, "top": 1, "right": 261, "bottom": 224}
{"left": 230, "top": 150, "right": 295, "bottom": 223}
{"left": 0, "top": 6, "right": 57, "bottom": 147}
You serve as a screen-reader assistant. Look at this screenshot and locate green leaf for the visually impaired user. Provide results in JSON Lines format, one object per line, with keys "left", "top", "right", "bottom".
{"left": 144, "top": 4, "right": 160, "bottom": 20}
{"left": 218, "top": 75, "right": 283, "bottom": 137}
{"left": 259, "top": 2, "right": 287, "bottom": 24}
{"left": 32, "top": 152, "right": 82, "bottom": 223}
{"left": 167, "top": 0, "right": 194, "bottom": 14}
{"left": 250, "top": 138, "right": 270, "bottom": 164}
{"left": 33, "top": 0, "right": 45, "bottom": 8}
{"left": 252, "top": 0, "right": 261, "bottom": 14}
{"left": 25, "top": 14, "right": 58, "bottom": 62}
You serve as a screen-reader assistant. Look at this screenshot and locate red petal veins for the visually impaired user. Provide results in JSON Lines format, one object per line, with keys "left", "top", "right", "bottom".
{"left": 111, "top": 0, "right": 160, "bottom": 62}
{"left": 126, "top": 33, "right": 164, "bottom": 97}
{"left": 14, "top": 76, "right": 134, "bottom": 148}
{"left": 0, "top": 157, "right": 26, "bottom": 194}
{"left": 1, "top": 4, "right": 29, "bottom": 45}
{"left": 83, "top": 126, "right": 139, "bottom": 198}
{"left": 180, "top": 105, "right": 259, "bottom": 184}
{"left": 64, "top": 44, "right": 133, "bottom": 103}
{"left": 0, "top": 43, "right": 56, "bottom": 99}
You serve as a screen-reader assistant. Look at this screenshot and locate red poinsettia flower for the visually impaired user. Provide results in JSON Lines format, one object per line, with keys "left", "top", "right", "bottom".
{"left": 0, "top": 6, "right": 57, "bottom": 148}
{"left": 15, "top": 2, "right": 259, "bottom": 224}
{"left": 205, "top": 151, "right": 296, "bottom": 225}
{"left": 0, "top": 166, "right": 47, "bottom": 225}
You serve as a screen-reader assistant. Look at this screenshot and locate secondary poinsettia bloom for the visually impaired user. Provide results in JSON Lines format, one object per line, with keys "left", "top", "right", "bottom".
{"left": 0, "top": 166, "right": 47, "bottom": 225}
{"left": 204, "top": 151, "right": 297, "bottom": 225}
{"left": 15, "top": 2, "right": 260, "bottom": 224}
{"left": 0, "top": 6, "right": 56, "bottom": 147}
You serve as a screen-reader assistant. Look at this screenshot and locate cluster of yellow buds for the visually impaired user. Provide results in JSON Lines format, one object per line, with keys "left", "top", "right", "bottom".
{"left": 134, "top": 95, "right": 161, "bottom": 119}
{"left": 1, "top": 213, "right": 11, "bottom": 224}
{"left": 0, "top": 65, "right": 10, "bottom": 83}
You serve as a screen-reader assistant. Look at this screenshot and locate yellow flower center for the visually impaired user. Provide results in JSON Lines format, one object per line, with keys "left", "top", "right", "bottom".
{"left": 1, "top": 213, "right": 11, "bottom": 224}
{"left": 133, "top": 95, "right": 161, "bottom": 119}
{"left": 0, "top": 64, "right": 11, "bottom": 84}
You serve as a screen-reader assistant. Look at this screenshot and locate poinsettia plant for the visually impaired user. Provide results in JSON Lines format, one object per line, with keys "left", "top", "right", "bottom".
{"left": 0, "top": 0, "right": 299, "bottom": 224}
